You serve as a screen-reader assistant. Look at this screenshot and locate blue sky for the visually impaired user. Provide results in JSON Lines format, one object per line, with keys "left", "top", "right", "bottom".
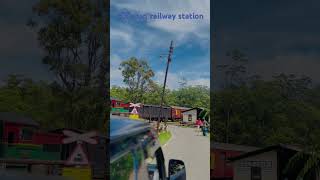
{"left": 110, "top": 0, "right": 210, "bottom": 89}
{"left": 0, "top": 0, "right": 53, "bottom": 84}
{"left": 213, "top": 0, "right": 320, "bottom": 89}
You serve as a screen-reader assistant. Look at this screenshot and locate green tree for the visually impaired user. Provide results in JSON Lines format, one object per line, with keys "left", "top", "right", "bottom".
{"left": 119, "top": 57, "right": 155, "bottom": 103}
{"left": 110, "top": 86, "right": 129, "bottom": 102}
{"left": 28, "top": 0, "right": 107, "bottom": 130}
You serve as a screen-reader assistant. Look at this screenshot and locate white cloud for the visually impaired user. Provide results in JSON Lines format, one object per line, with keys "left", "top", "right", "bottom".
{"left": 112, "top": 0, "right": 210, "bottom": 47}
{"left": 110, "top": 26, "right": 135, "bottom": 51}
{"left": 154, "top": 71, "right": 180, "bottom": 89}
{"left": 110, "top": 54, "right": 125, "bottom": 87}
{"left": 188, "top": 78, "right": 210, "bottom": 87}
{"left": 154, "top": 71, "right": 210, "bottom": 90}
{"left": 249, "top": 54, "right": 320, "bottom": 83}
{"left": 110, "top": 0, "right": 211, "bottom": 88}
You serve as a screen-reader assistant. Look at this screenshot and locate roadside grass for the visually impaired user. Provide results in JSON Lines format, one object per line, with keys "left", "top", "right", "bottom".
{"left": 158, "top": 131, "right": 172, "bottom": 145}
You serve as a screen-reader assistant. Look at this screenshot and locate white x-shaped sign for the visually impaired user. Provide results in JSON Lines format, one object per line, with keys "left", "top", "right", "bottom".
{"left": 129, "top": 103, "right": 141, "bottom": 108}
{"left": 130, "top": 103, "right": 141, "bottom": 114}
{"left": 62, "top": 130, "right": 98, "bottom": 144}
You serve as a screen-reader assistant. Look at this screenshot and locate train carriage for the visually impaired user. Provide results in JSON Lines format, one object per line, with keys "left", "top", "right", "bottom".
{"left": 0, "top": 112, "right": 107, "bottom": 178}
{"left": 138, "top": 104, "right": 172, "bottom": 120}
{"left": 110, "top": 98, "right": 194, "bottom": 122}
{"left": 0, "top": 112, "right": 63, "bottom": 161}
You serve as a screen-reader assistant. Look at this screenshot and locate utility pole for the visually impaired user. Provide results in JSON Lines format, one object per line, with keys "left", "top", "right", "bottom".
{"left": 95, "top": 0, "right": 109, "bottom": 132}
{"left": 157, "top": 40, "right": 174, "bottom": 132}
{"left": 97, "top": 1, "right": 109, "bottom": 180}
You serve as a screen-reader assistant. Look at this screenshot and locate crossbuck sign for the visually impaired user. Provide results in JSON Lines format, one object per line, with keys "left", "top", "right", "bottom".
{"left": 130, "top": 103, "right": 141, "bottom": 114}
{"left": 63, "top": 130, "right": 98, "bottom": 144}
{"left": 62, "top": 130, "right": 98, "bottom": 165}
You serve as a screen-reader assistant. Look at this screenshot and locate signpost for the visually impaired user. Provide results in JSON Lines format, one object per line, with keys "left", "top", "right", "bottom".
{"left": 65, "top": 144, "right": 89, "bottom": 165}
{"left": 62, "top": 167, "right": 92, "bottom": 180}
{"left": 129, "top": 103, "right": 141, "bottom": 119}
{"left": 62, "top": 130, "right": 97, "bottom": 166}
{"left": 62, "top": 130, "right": 98, "bottom": 180}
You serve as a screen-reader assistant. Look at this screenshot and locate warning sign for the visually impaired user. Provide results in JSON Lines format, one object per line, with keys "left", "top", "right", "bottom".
{"left": 129, "top": 103, "right": 141, "bottom": 114}
{"left": 63, "top": 167, "right": 91, "bottom": 180}
{"left": 62, "top": 130, "right": 98, "bottom": 144}
{"left": 129, "top": 103, "right": 141, "bottom": 119}
{"left": 65, "top": 144, "right": 89, "bottom": 165}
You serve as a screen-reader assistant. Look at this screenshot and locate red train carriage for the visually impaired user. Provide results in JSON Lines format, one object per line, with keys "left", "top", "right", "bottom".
{"left": 0, "top": 113, "right": 107, "bottom": 178}
{"left": 111, "top": 97, "right": 130, "bottom": 108}
{"left": 0, "top": 112, "right": 63, "bottom": 161}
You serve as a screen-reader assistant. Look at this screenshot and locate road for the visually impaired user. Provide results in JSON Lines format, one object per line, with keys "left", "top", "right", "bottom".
{"left": 162, "top": 125, "right": 210, "bottom": 180}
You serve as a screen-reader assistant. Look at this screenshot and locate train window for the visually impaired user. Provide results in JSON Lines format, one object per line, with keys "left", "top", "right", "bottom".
{"left": 8, "top": 132, "right": 15, "bottom": 144}
{"left": 21, "top": 128, "right": 33, "bottom": 140}
{"left": 188, "top": 114, "right": 192, "bottom": 121}
{"left": 134, "top": 132, "right": 166, "bottom": 180}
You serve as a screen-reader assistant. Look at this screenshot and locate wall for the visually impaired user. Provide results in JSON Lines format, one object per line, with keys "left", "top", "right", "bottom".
{"left": 211, "top": 149, "right": 244, "bottom": 179}
{"left": 182, "top": 110, "right": 197, "bottom": 123}
{"left": 232, "top": 151, "right": 277, "bottom": 180}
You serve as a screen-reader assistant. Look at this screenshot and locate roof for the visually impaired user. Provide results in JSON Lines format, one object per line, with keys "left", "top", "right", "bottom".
{"left": 229, "top": 144, "right": 302, "bottom": 162}
{"left": 170, "top": 106, "right": 191, "bottom": 110}
{"left": 211, "top": 142, "right": 259, "bottom": 152}
{"left": 142, "top": 104, "right": 171, "bottom": 108}
{"left": 0, "top": 112, "right": 39, "bottom": 126}
{"left": 182, "top": 107, "right": 203, "bottom": 113}
{"left": 110, "top": 115, "right": 151, "bottom": 143}
{"left": 110, "top": 97, "right": 121, "bottom": 101}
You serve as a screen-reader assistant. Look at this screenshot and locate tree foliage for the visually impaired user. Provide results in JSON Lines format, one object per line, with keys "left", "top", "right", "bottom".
{"left": 213, "top": 49, "right": 320, "bottom": 179}
{"left": 119, "top": 57, "right": 155, "bottom": 103}
{"left": 112, "top": 57, "right": 210, "bottom": 111}
{"left": 25, "top": 0, "right": 108, "bottom": 130}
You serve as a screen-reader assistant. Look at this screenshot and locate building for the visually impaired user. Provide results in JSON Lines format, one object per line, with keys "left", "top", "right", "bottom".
{"left": 181, "top": 108, "right": 203, "bottom": 123}
{"left": 0, "top": 112, "right": 64, "bottom": 175}
{"left": 211, "top": 142, "right": 258, "bottom": 180}
{"left": 170, "top": 106, "right": 191, "bottom": 120}
{"left": 229, "top": 144, "right": 319, "bottom": 180}
{"left": 110, "top": 97, "right": 130, "bottom": 108}
{"left": 0, "top": 112, "right": 39, "bottom": 144}
{"left": 110, "top": 97, "right": 130, "bottom": 116}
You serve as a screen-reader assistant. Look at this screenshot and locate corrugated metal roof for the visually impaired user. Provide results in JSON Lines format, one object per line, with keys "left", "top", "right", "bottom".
{"left": 110, "top": 97, "right": 121, "bottom": 101}
{"left": 142, "top": 104, "right": 171, "bottom": 108}
{"left": 170, "top": 106, "right": 191, "bottom": 110}
{"left": 181, "top": 107, "right": 203, "bottom": 113}
{"left": 211, "top": 142, "right": 258, "bottom": 152}
{"left": 229, "top": 144, "right": 302, "bottom": 161}
{"left": 0, "top": 112, "right": 39, "bottom": 126}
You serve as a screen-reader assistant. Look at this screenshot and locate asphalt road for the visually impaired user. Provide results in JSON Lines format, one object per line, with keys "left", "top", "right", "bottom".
{"left": 162, "top": 125, "right": 210, "bottom": 180}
